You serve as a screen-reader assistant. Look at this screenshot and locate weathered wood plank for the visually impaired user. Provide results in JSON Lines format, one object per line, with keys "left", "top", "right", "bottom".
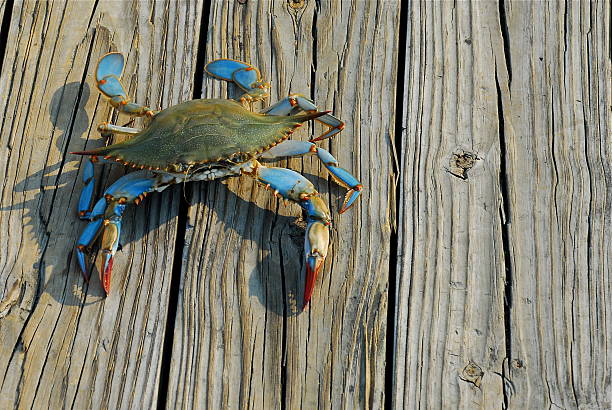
{"left": 166, "top": 1, "right": 399, "bottom": 408}
{"left": 395, "top": 0, "right": 611, "bottom": 408}
{"left": 394, "top": 1, "right": 507, "bottom": 408}
{"left": 500, "top": 1, "right": 611, "bottom": 407}
{"left": 0, "top": 1, "right": 201, "bottom": 408}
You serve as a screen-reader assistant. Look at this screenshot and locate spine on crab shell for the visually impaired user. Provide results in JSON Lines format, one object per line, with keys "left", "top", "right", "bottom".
{"left": 70, "top": 146, "right": 112, "bottom": 156}
{"left": 71, "top": 147, "right": 138, "bottom": 168}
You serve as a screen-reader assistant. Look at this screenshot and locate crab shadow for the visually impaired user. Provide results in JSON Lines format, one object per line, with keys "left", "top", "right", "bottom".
{"left": 2, "top": 82, "right": 335, "bottom": 315}
{"left": 0, "top": 82, "right": 109, "bottom": 305}
{"left": 186, "top": 183, "right": 316, "bottom": 317}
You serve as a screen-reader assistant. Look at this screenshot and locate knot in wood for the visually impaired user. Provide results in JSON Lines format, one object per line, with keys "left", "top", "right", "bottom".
{"left": 288, "top": 0, "right": 305, "bottom": 9}
{"left": 448, "top": 149, "right": 480, "bottom": 180}
{"left": 461, "top": 361, "right": 484, "bottom": 388}
{"left": 511, "top": 359, "right": 524, "bottom": 369}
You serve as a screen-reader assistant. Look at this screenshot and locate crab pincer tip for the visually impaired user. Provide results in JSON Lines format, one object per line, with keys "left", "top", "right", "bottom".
{"left": 76, "top": 247, "right": 91, "bottom": 281}
{"left": 339, "top": 185, "right": 363, "bottom": 214}
{"left": 303, "top": 256, "right": 320, "bottom": 310}
{"left": 100, "top": 254, "right": 113, "bottom": 296}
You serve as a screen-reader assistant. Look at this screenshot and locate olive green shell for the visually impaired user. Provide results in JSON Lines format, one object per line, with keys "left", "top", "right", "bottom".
{"left": 86, "top": 99, "right": 320, "bottom": 170}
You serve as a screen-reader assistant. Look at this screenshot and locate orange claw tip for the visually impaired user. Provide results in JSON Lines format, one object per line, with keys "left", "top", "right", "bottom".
{"left": 303, "top": 256, "right": 321, "bottom": 310}
{"left": 302, "top": 298, "right": 311, "bottom": 310}
{"left": 339, "top": 186, "right": 363, "bottom": 214}
{"left": 100, "top": 255, "right": 113, "bottom": 295}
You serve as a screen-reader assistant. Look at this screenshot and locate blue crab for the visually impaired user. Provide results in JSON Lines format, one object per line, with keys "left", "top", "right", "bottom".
{"left": 72, "top": 52, "right": 362, "bottom": 308}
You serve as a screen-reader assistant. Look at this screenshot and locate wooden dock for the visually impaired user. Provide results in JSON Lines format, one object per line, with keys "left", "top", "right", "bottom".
{"left": 0, "top": 1, "right": 609, "bottom": 408}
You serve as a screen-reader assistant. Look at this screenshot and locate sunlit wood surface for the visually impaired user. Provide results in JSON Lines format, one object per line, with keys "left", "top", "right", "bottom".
{"left": 0, "top": 1, "right": 609, "bottom": 409}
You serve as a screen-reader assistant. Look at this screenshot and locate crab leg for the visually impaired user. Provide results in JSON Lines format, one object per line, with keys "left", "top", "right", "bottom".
{"left": 76, "top": 155, "right": 127, "bottom": 219}
{"left": 78, "top": 158, "right": 96, "bottom": 219}
{"left": 249, "top": 162, "right": 331, "bottom": 308}
{"left": 262, "top": 94, "right": 344, "bottom": 142}
{"left": 76, "top": 219, "right": 103, "bottom": 276}
{"left": 314, "top": 148, "right": 362, "bottom": 213}
{"left": 96, "top": 52, "right": 157, "bottom": 117}
{"left": 205, "top": 59, "right": 271, "bottom": 103}
{"left": 259, "top": 141, "right": 362, "bottom": 213}
{"left": 75, "top": 171, "right": 174, "bottom": 293}
{"left": 76, "top": 121, "right": 144, "bottom": 218}
{"left": 97, "top": 123, "right": 141, "bottom": 136}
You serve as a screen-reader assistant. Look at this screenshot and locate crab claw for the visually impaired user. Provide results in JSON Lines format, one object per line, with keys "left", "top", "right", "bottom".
{"left": 73, "top": 171, "right": 166, "bottom": 294}
{"left": 315, "top": 148, "right": 362, "bottom": 213}
{"left": 99, "top": 217, "right": 121, "bottom": 295}
{"left": 248, "top": 163, "right": 332, "bottom": 308}
{"left": 303, "top": 220, "right": 329, "bottom": 309}
{"left": 340, "top": 185, "right": 362, "bottom": 213}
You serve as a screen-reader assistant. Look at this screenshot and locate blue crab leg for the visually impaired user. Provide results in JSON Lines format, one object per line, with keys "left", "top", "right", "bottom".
{"left": 262, "top": 94, "right": 345, "bottom": 141}
{"left": 255, "top": 166, "right": 318, "bottom": 202}
{"left": 205, "top": 59, "right": 270, "bottom": 102}
{"left": 204, "top": 59, "right": 250, "bottom": 81}
{"left": 76, "top": 219, "right": 103, "bottom": 278}
{"left": 315, "top": 148, "right": 363, "bottom": 213}
{"left": 89, "top": 197, "right": 108, "bottom": 220}
{"left": 75, "top": 150, "right": 147, "bottom": 219}
{"left": 75, "top": 171, "right": 172, "bottom": 294}
{"left": 97, "top": 123, "right": 141, "bottom": 136}
{"left": 95, "top": 52, "right": 157, "bottom": 117}
{"left": 250, "top": 162, "right": 331, "bottom": 308}
{"left": 77, "top": 201, "right": 126, "bottom": 292}
{"left": 78, "top": 157, "right": 96, "bottom": 218}
{"left": 259, "top": 141, "right": 362, "bottom": 213}
{"left": 76, "top": 155, "right": 116, "bottom": 219}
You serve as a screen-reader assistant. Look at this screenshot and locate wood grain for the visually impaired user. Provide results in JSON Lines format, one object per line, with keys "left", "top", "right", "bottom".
{"left": 394, "top": 1, "right": 507, "bottom": 408}
{"left": 2, "top": 1, "right": 608, "bottom": 408}
{"left": 500, "top": 1, "right": 611, "bottom": 408}
{"left": 166, "top": 1, "right": 399, "bottom": 408}
{"left": 0, "top": 1, "right": 201, "bottom": 408}
{"left": 394, "top": 0, "right": 611, "bottom": 408}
